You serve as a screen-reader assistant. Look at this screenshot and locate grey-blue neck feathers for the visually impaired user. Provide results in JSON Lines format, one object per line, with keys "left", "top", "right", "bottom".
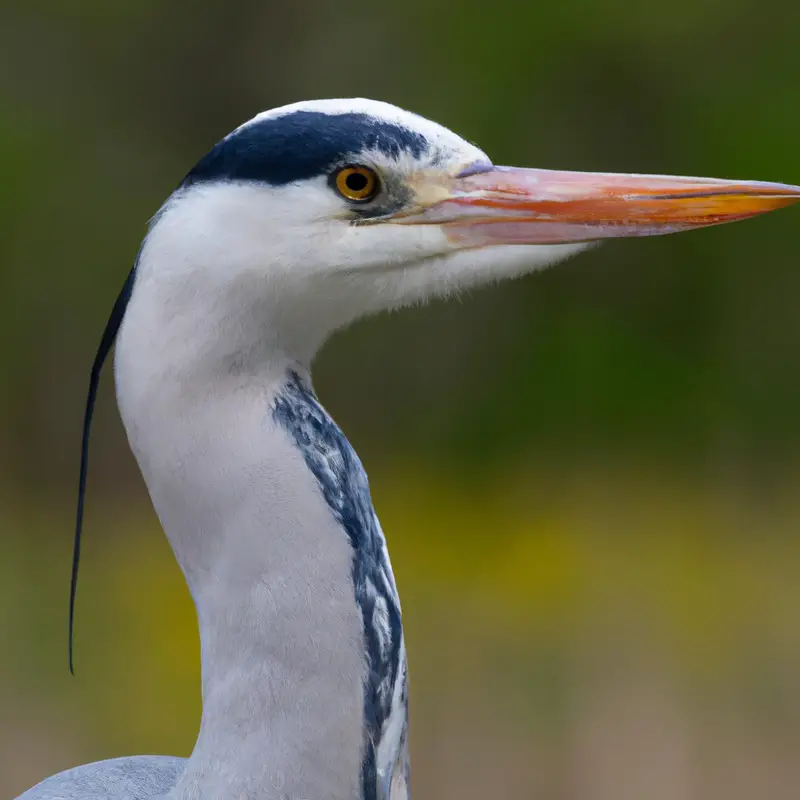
{"left": 273, "top": 371, "right": 409, "bottom": 800}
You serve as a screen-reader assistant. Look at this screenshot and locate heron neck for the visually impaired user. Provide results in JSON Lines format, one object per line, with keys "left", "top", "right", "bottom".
{"left": 115, "top": 299, "right": 370, "bottom": 798}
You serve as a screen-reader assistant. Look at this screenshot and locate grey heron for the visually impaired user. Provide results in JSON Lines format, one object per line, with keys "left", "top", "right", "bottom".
{"left": 15, "top": 98, "right": 800, "bottom": 800}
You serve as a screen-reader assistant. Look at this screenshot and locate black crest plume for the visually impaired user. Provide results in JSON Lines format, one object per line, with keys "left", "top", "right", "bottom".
{"left": 69, "top": 266, "right": 137, "bottom": 674}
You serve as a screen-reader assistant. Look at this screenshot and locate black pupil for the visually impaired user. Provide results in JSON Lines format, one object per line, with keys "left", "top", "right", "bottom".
{"left": 345, "top": 171, "right": 370, "bottom": 193}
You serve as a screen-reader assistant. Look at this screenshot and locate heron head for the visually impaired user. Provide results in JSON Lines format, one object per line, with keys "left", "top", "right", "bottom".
{"left": 132, "top": 97, "right": 800, "bottom": 359}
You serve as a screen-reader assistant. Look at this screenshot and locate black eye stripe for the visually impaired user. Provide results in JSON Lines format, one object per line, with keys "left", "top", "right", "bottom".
{"left": 182, "top": 111, "right": 429, "bottom": 188}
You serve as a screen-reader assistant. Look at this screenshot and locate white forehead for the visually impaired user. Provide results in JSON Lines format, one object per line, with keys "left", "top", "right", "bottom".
{"left": 238, "top": 97, "right": 489, "bottom": 167}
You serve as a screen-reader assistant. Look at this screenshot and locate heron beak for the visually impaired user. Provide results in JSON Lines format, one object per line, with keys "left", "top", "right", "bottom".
{"left": 402, "top": 166, "right": 800, "bottom": 245}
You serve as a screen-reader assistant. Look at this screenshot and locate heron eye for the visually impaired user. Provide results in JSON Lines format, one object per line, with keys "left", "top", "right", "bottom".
{"left": 333, "top": 165, "right": 380, "bottom": 202}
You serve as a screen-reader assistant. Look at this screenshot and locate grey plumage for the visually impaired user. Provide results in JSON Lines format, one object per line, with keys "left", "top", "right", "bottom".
{"left": 16, "top": 757, "right": 185, "bottom": 800}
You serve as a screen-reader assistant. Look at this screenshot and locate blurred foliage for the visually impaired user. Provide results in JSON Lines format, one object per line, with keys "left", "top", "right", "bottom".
{"left": 2, "top": 1, "right": 800, "bottom": 798}
{"left": 1, "top": 0, "right": 800, "bottom": 486}
{"left": 4, "top": 473, "right": 800, "bottom": 798}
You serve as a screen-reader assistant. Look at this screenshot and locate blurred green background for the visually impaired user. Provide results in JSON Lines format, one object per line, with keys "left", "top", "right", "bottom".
{"left": 2, "top": 1, "right": 800, "bottom": 798}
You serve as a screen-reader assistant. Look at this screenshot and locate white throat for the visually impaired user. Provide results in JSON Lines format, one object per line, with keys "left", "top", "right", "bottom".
{"left": 113, "top": 230, "right": 408, "bottom": 800}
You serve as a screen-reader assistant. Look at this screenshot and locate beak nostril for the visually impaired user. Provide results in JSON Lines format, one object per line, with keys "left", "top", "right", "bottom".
{"left": 456, "top": 161, "right": 494, "bottom": 178}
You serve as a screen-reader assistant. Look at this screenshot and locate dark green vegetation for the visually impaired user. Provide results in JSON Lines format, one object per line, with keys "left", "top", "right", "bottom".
{"left": 2, "top": 1, "right": 799, "bottom": 487}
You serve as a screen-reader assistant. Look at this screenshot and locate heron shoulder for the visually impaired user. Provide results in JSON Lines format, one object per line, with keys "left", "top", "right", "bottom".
{"left": 13, "top": 756, "right": 186, "bottom": 800}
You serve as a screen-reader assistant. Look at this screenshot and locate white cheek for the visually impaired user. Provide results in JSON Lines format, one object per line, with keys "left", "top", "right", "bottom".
{"left": 327, "top": 223, "right": 454, "bottom": 271}
{"left": 148, "top": 182, "right": 342, "bottom": 279}
{"left": 194, "top": 181, "right": 456, "bottom": 278}
{"left": 144, "top": 181, "right": 590, "bottom": 326}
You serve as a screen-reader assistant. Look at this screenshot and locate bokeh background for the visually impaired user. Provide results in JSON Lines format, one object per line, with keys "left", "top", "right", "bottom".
{"left": 2, "top": 2, "right": 800, "bottom": 798}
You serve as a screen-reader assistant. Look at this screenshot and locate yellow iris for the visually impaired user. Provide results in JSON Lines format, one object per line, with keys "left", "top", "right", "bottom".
{"left": 334, "top": 165, "right": 379, "bottom": 202}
